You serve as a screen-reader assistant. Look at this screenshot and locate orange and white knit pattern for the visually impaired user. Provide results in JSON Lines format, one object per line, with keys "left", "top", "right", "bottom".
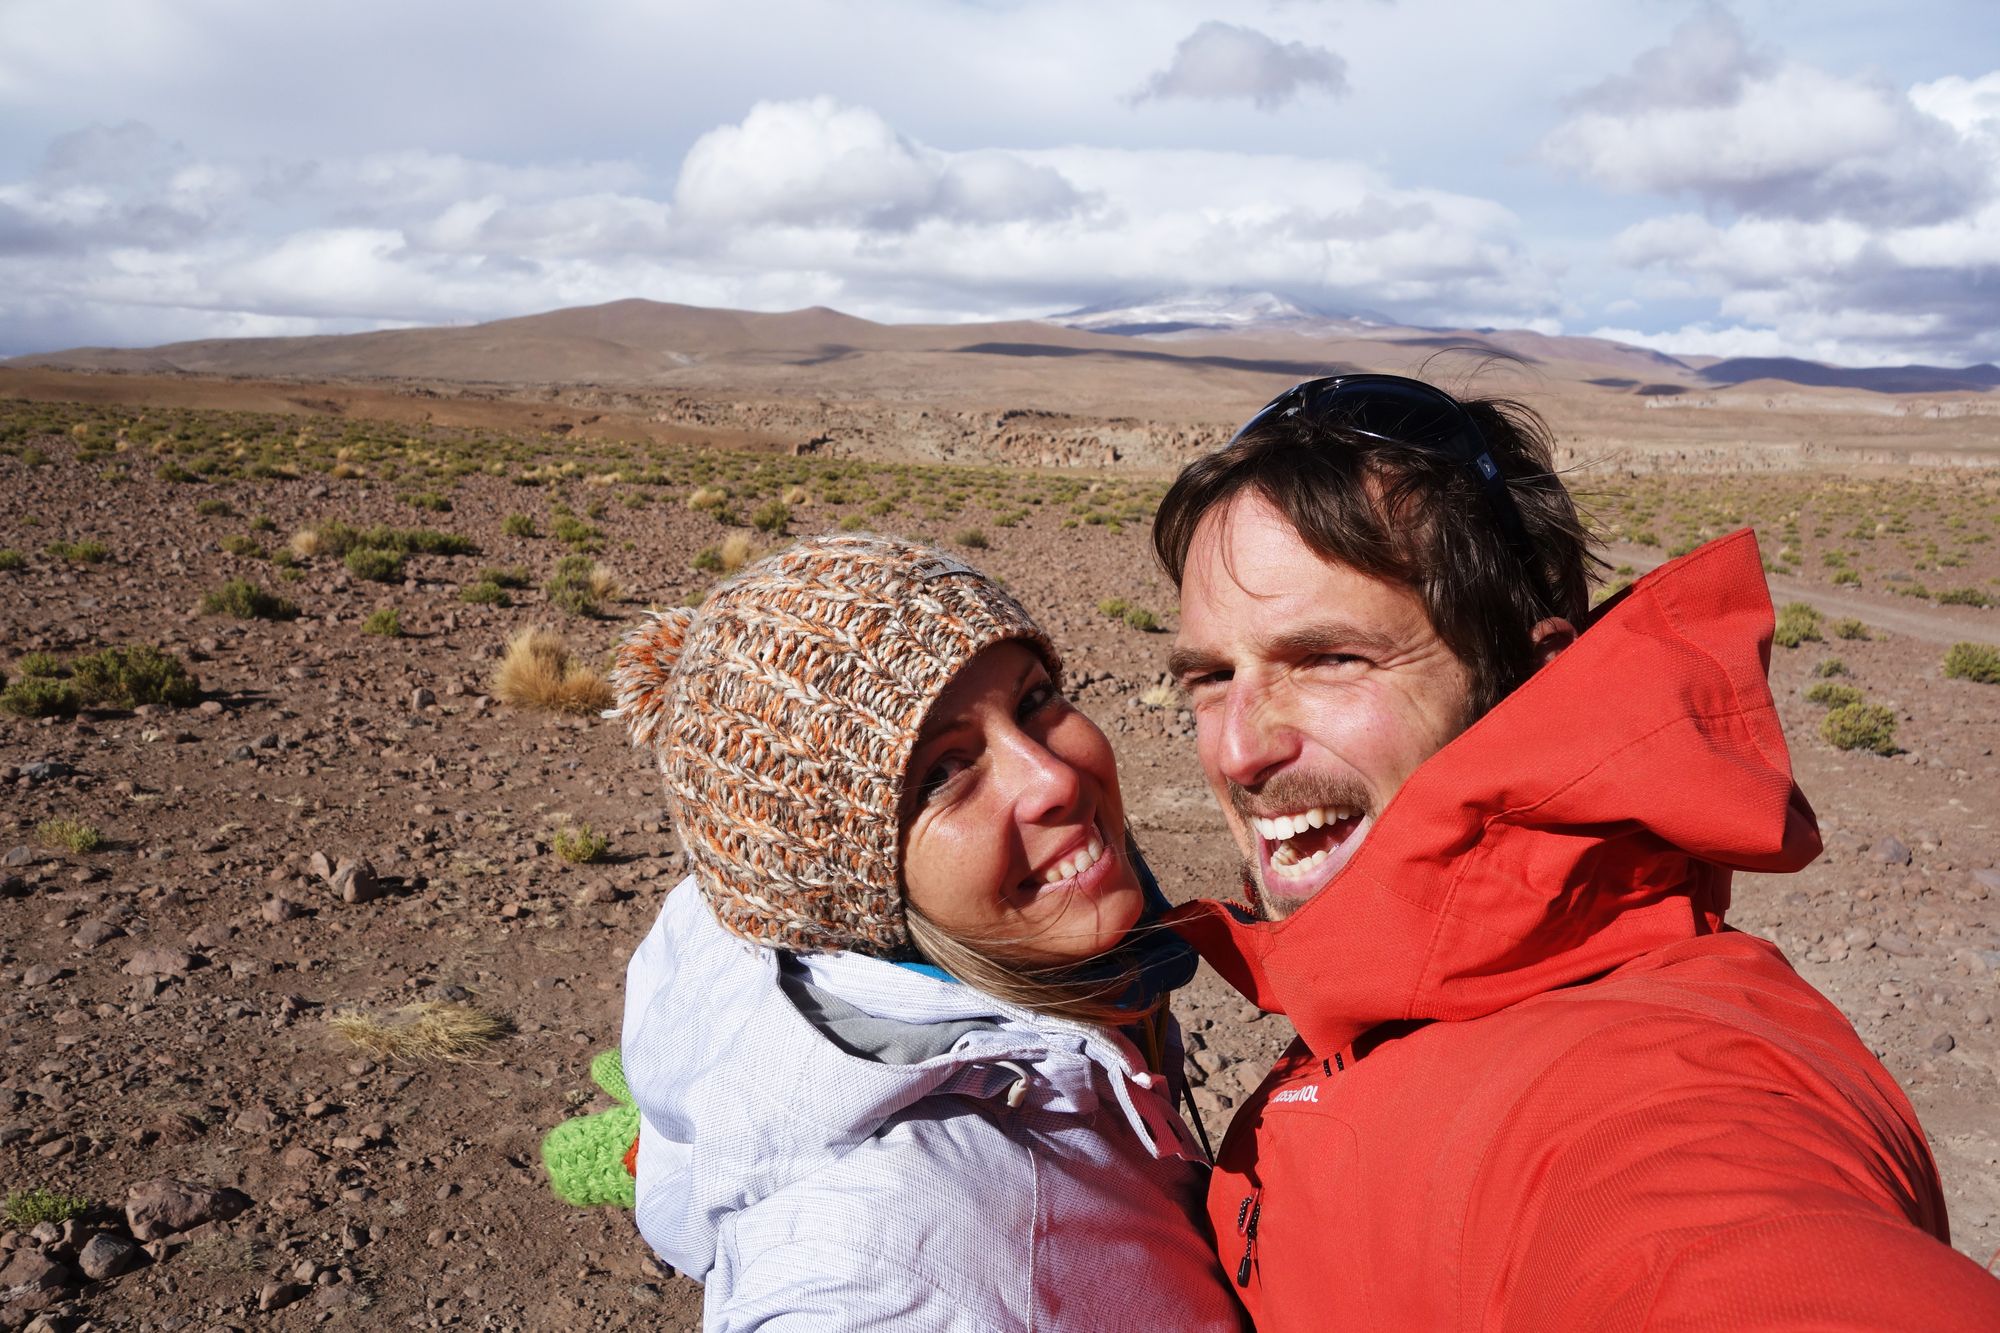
{"left": 610, "top": 534, "right": 1058, "bottom": 957}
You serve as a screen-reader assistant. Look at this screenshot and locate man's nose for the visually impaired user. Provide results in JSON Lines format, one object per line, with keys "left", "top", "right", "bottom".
{"left": 1212, "top": 681, "right": 1298, "bottom": 789}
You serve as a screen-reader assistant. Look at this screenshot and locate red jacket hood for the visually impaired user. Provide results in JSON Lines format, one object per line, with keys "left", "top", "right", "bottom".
{"left": 1168, "top": 528, "right": 1822, "bottom": 1056}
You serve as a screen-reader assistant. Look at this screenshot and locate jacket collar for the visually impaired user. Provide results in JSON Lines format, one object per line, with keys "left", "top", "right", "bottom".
{"left": 1166, "top": 529, "right": 1821, "bottom": 1056}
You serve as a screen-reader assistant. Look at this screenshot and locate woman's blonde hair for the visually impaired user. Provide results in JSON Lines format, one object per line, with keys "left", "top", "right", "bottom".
{"left": 904, "top": 905, "right": 1159, "bottom": 1029}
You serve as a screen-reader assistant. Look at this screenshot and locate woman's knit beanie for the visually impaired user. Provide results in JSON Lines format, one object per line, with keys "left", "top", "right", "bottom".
{"left": 610, "top": 533, "right": 1058, "bottom": 957}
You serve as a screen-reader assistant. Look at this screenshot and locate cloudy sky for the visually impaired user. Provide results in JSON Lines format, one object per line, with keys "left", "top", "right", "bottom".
{"left": 3, "top": 0, "right": 1998, "bottom": 367}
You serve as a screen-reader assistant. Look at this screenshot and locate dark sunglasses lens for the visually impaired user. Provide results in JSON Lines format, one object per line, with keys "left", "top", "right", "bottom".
{"left": 1308, "top": 380, "right": 1467, "bottom": 458}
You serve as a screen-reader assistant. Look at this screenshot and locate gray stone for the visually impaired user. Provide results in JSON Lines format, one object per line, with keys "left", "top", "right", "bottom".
{"left": 73, "top": 919, "right": 125, "bottom": 950}
{"left": 329, "top": 857, "right": 380, "bottom": 905}
{"left": 1869, "top": 836, "right": 1912, "bottom": 866}
{"left": 1972, "top": 868, "right": 2000, "bottom": 897}
{"left": 2, "top": 845, "right": 34, "bottom": 867}
{"left": 309, "top": 850, "right": 333, "bottom": 881}
{"left": 0, "top": 1249, "right": 72, "bottom": 1294}
{"left": 22, "top": 962, "right": 62, "bottom": 987}
{"left": 1930, "top": 1030, "right": 1956, "bottom": 1054}
{"left": 122, "top": 947, "right": 195, "bottom": 978}
{"left": 262, "top": 896, "right": 306, "bottom": 924}
{"left": 18, "top": 761, "right": 75, "bottom": 785}
{"left": 259, "top": 1280, "right": 309, "bottom": 1311}
{"left": 409, "top": 687, "right": 436, "bottom": 710}
{"left": 76, "top": 1231, "right": 140, "bottom": 1280}
{"left": 123, "top": 1178, "right": 251, "bottom": 1241}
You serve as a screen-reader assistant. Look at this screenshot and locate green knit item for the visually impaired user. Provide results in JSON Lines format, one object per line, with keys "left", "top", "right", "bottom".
{"left": 541, "top": 1049, "right": 640, "bottom": 1208}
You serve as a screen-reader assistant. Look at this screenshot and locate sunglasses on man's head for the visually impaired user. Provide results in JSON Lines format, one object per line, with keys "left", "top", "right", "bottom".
{"left": 1229, "top": 373, "right": 1551, "bottom": 612}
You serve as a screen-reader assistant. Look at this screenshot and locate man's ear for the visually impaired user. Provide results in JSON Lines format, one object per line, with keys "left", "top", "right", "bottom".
{"left": 1529, "top": 617, "right": 1577, "bottom": 669}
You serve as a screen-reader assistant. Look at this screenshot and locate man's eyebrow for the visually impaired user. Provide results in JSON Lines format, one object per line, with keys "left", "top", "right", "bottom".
{"left": 1267, "top": 620, "right": 1401, "bottom": 658}
{"left": 1167, "top": 644, "right": 1223, "bottom": 679}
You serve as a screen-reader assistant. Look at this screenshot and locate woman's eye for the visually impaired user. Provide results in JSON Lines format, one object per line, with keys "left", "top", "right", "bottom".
{"left": 916, "top": 756, "right": 969, "bottom": 805}
{"left": 1018, "top": 678, "right": 1061, "bottom": 720}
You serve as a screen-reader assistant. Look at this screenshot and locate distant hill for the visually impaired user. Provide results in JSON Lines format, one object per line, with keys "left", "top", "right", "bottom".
{"left": 1699, "top": 357, "right": 2000, "bottom": 395}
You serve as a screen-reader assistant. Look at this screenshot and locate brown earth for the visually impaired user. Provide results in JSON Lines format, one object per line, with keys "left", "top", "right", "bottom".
{"left": 1, "top": 376, "right": 1997, "bottom": 1328}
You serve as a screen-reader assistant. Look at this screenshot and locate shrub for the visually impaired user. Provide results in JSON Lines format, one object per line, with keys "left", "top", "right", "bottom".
{"left": 1943, "top": 642, "right": 2000, "bottom": 685}
{"left": 1772, "top": 601, "right": 1823, "bottom": 648}
{"left": 491, "top": 627, "right": 614, "bottom": 715}
{"left": 461, "top": 580, "right": 511, "bottom": 607}
{"left": 70, "top": 644, "right": 201, "bottom": 708}
{"left": 1812, "top": 658, "right": 1849, "bottom": 678}
{"left": 0, "top": 549, "right": 23, "bottom": 572}
{"left": 1803, "top": 682, "right": 1862, "bottom": 709}
{"left": 201, "top": 578, "right": 299, "bottom": 620}
{"left": 954, "top": 528, "right": 989, "bottom": 550}
{"left": 1832, "top": 617, "right": 1871, "bottom": 641}
{"left": 502, "top": 512, "right": 538, "bottom": 538}
{"left": 686, "top": 485, "right": 729, "bottom": 512}
{"left": 481, "top": 565, "right": 531, "bottom": 589}
{"left": 1123, "top": 607, "right": 1161, "bottom": 632}
{"left": 15, "top": 651, "right": 64, "bottom": 678}
{"left": 1830, "top": 569, "right": 1861, "bottom": 587}
{"left": 345, "top": 547, "right": 406, "bottom": 582}
{"left": 195, "top": 498, "right": 235, "bottom": 517}
{"left": 781, "top": 485, "right": 810, "bottom": 506}
{"left": 0, "top": 676, "right": 81, "bottom": 717}
{"left": 220, "top": 534, "right": 266, "bottom": 559}
{"left": 838, "top": 513, "right": 867, "bottom": 532}
{"left": 362, "top": 607, "right": 402, "bottom": 637}
{"left": 1937, "top": 586, "right": 1992, "bottom": 608}
{"left": 1097, "top": 597, "right": 1130, "bottom": 619}
{"left": 405, "top": 490, "right": 452, "bottom": 513}
{"left": 545, "top": 554, "right": 604, "bottom": 616}
{"left": 157, "top": 460, "right": 201, "bottom": 483}
{"left": 691, "top": 546, "right": 724, "bottom": 574}
{"left": 551, "top": 516, "right": 601, "bottom": 551}
{"left": 751, "top": 500, "right": 790, "bottom": 535}
{"left": 1820, "top": 702, "right": 1898, "bottom": 755}
{"left": 3, "top": 1189, "right": 92, "bottom": 1227}
{"left": 249, "top": 514, "right": 277, "bottom": 533}
{"left": 552, "top": 822, "right": 610, "bottom": 864}
{"left": 37, "top": 817, "right": 101, "bottom": 853}
{"left": 46, "top": 539, "right": 109, "bottom": 564}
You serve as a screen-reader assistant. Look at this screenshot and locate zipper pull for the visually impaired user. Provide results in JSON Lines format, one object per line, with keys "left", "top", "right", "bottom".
{"left": 1234, "top": 1191, "right": 1262, "bottom": 1287}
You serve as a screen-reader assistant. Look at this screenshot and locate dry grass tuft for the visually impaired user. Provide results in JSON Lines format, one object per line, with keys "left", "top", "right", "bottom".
{"left": 781, "top": 485, "right": 810, "bottom": 506}
{"left": 491, "top": 627, "right": 615, "bottom": 715}
{"left": 329, "top": 1000, "right": 510, "bottom": 1063}
{"left": 586, "top": 565, "right": 622, "bottom": 604}
{"left": 719, "top": 531, "right": 757, "bottom": 573}
{"left": 288, "top": 527, "right": 323, "bottom": 559}
{"left": 686, "top": 485, "right": 728, "bottom": 511}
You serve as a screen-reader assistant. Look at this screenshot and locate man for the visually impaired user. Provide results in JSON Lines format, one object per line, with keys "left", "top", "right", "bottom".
{"left": 1155, "top": 374, "right": 2000, "bottom": 1329}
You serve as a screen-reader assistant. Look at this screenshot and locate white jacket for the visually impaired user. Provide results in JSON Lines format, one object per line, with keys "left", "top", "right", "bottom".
{"left": 623, "top": 877, "right": 1244, "bottom": 1332}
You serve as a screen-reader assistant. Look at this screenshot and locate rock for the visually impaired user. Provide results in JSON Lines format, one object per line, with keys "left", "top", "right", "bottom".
{"left": 1869, "top": 836, "right": 1912, "bottom": 866}
{"left": 259, "top": 1280, "right": 309, "bottom": 1311}
{"left": 409, "top": 687, "right": 436, "bottom": 710}
{"left": 1930, "top": 1031, "right": 1956, "bottom": 1054}
{"left": 574, "top": 880, "right": 620, "bottom": 907}
{"left": 0, "top": 873, "right": 27, "bottom": 898}
{"left": 123, "top": 1178, "right": 251, "bottom": 1241}
{"left": 0, "top": 1249, "right": 72, "bottom": 1295}
{"left": 309, "top": 850, "right": 333, "bottom": 881}
{"left": 1878, "top": 932, "right": 1919, "bottom": 958}
{"left": 122, "top": 947, "right": 196, "bottom": 978}
{"left": 186, "top": 921, "right": 235, "bottom": 950}
{"left": 76, "top": 1231, "right": 140, "bottom": 1280}
{"left": 1969, "top": 1007, "right": 1992, "bottom": 1027}
{"left": 1972, "top": 868, "right": 2000, "bottom": 897}
{"left": 18, "top": 760, "right": 75, "bottom": 785}
{"left": 329, "top": 857, "right": 381, "bottom": 905}
{"left": 262, "top": 896, "right": 306, "bottom": 924}
{"left": 3, "top": 845, "right": 34, "bottom": 867}
{"left": 22, "top": 962, "right": 63, "bottom": 987}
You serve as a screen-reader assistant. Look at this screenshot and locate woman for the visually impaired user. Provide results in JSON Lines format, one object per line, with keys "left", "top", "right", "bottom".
{"left": 611, "top": 534, "right": 1242, "bottom": 1331}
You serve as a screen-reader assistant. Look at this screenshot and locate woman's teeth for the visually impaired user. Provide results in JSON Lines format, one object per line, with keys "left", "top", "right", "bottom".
{"left": 1041, "top": 834, "right": 1105, "bottom": 885}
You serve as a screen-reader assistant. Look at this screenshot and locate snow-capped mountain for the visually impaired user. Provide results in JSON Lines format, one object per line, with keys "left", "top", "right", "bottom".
{"left": 1046, "top": 291, "right": 1391, "bottom": 338}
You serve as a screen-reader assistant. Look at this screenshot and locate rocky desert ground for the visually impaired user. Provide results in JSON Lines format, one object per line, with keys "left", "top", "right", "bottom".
{"left": 1, "top": 370, "right": 1997, "bottom": 1330}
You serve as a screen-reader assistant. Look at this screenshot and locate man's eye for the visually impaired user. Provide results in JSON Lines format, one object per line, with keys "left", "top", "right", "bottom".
{"left": 1182, "top": 670, "right": 1229, "bottom": 692}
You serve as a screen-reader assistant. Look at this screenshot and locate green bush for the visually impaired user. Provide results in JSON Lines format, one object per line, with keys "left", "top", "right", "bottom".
{"left": 37, "top": 817, "right": 101, "bottom": 853}
{"left": 15, "top": 651, "right": 64, "bottom": 678}
{"left": 345, "top": 547, "right": 405, "bottom": 582}
{"left": 195, "top": 498, "right": 235, "bottom": 517}
{"left": 46, "top": 539, "right": 109, "bottom": 564}
{"left": 1937, "top": 586, "right": 1992, "bottom": 608}
{"left": 460, "top": 580, "right": 511, "bottom": 607}
{"left": 1097, "top": 597, "right": 1130, "bottom": 619}
{"left": 1803, "top": 682, "right": 1863, "bottom": 709}
{"left": 201, "top": 578, "right": 299, "bottom": 620}
{"left": 751, "top": 500, "right": 790, "bottom": 535}
{"left": 954, "top": 528, "right": 989, "bottom": 550}
{"left": 156, "top": 460, "right": 201, "bottom": 483}
{"left": 545, "top": 554, "right": 602, "bottom": 617}
{"left": 1820, "top": 702, "right": 1898, "bottom": 755}
{"left": 691, "top": 546, "right": 724, "bottom": 573}
{"left": 0, "top": 549, "right": 23, "bottom": 572}
{"left": 1832, "top": 617, "right": 1871, "bottom": 641}
{"left": 480, "top": 565, "right": 531, "bottom": 589}
{"left": 1943, "top": 642, "right": 2000, "bottom": 684}
{"left": 1812, "top": 658, "right": 1849, "bottom": 678}
{"left": 70, "top": 644, "right": 201, "bottom": 708}
{"left": 838, "top": 513, "right": 867, "bottom": 532}
{"left": 362, "top": 607, "right": 402, "bottom": 637}
{"left": 1124, "top": 607, "right": 1161, "bottom": 632}
{"left": 405, "top": 490, "right": 452, "bottom": 513}
{"left": 552, "top": 823, "right": 609, "bottom": 864}
{"left": 551, "top": 516, "right": 601, "bottom": 550}
{"left": 2, "top": 1189, "right": 92, "bottom": 1227}
{"left": 306, "top": 521, "right": 476, "bottom": 560}
{"left": 1772, "top": 601, "right": 1823, "bottom": 648}
{"left": 221, "top": 534, "right": 266, "bottom": 559}
{"left": 501, "top": 513, "right": 538, "bottom": 538}
{"left": 0, "top": 676, "right": 82, "bottom": 717}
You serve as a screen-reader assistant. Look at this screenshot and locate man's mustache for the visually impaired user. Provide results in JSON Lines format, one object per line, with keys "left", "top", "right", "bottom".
{"left": 1227, "top": 773, "right": 1373, "bottom": 823}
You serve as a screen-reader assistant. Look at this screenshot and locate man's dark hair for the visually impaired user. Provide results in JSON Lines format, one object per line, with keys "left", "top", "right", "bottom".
{"left": 1153, "top": 387, "right": 1605, "bottom": 717}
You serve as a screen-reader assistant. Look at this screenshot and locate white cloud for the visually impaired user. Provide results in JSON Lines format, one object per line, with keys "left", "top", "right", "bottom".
{"left": 1544, "top": 8, "right": 1987, "bottom": 224}
{"left": 1130, "top": 21, "right": 1346, "bottom": 110}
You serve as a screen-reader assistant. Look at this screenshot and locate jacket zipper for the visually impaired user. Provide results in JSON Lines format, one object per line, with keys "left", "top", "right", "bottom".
{"left": 1234, "top": 1189, "right": 1261, "bottom": 1287}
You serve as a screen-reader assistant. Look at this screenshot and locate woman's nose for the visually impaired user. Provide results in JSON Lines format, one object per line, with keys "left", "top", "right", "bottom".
{"left": 1003, "top": 730, "right": 1084, "bottom": 825}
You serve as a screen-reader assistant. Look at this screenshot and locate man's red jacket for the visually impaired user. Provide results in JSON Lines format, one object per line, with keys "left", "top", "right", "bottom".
{"left": 1170, "top": 530, "right": 2000, "bottom": 1330}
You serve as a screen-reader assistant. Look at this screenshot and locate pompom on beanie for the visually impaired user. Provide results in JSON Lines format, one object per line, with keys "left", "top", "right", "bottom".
{"left": 610, "top": 534, "right": 1058, "bottom": 958}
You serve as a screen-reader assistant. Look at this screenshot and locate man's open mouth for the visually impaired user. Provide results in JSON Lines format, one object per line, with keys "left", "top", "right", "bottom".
{"left": 1251, "top": 804, "right": 1368, "bottom": 901}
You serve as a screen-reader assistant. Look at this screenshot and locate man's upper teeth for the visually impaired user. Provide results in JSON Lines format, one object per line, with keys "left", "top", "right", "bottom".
{"left": 1253, "top": 807, "right": 1355, "bottom": 841}
{"left": 1042, "top": 834, "right": 1105, "bottom": 885}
